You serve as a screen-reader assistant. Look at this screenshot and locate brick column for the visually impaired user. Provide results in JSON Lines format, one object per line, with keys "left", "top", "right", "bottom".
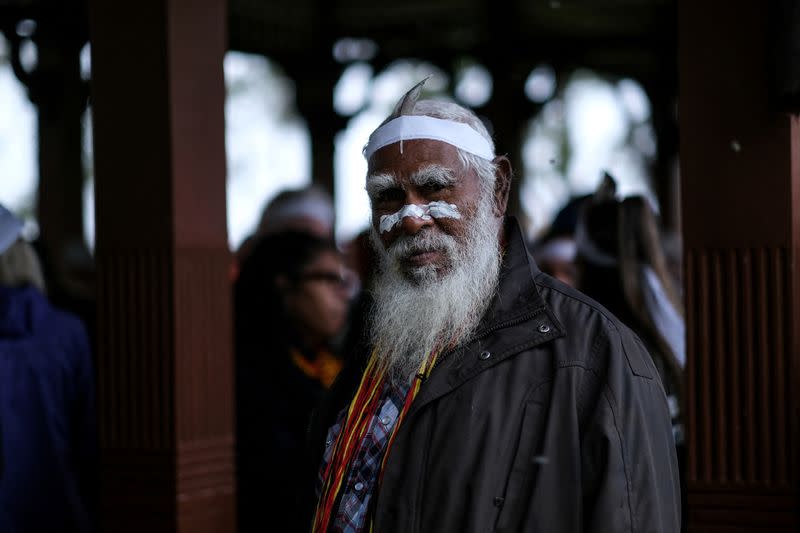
{"left": 679, "top": 1, "right": 800, "bottom": 530}
{"left": 89, "top": 0, "right": 235, "bottom": 531}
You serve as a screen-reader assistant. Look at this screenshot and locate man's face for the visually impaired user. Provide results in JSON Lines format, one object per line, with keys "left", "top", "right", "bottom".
{"left": 366, "top": 139, "right": 484, "bottom": 279}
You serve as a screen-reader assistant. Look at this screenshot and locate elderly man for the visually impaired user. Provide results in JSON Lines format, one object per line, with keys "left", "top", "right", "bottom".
{"left": 303, "top": 82, "right": 681, "bottom": 533}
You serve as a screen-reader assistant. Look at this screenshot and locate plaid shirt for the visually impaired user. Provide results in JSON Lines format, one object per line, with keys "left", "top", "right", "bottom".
{"left": 318, "top": 380, "right": 410, "bottom": 533}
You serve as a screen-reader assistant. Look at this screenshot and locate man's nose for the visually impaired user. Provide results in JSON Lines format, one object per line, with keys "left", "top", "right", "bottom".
{"left": 398, "top": 210, "right": 433, "bottom": 235}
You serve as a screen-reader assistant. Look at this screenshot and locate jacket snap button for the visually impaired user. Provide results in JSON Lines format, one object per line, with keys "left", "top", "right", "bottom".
{"left": 479, "top": 351, "right": 491, "bottom": 360}
{"left": 538, "top": 323, "right": 551, "bottom": 334}
{"left": 493, "top": 496, "right": 505, "bottom": 507}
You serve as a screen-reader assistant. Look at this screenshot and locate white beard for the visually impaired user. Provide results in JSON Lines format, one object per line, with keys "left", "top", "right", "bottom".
{"left": 368, "top": 193, "right": 502, "bottom": 382}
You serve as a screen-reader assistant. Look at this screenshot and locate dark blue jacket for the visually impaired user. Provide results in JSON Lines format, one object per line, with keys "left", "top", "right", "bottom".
{"left": 0, "top": 286, "right": 96, "bottom": 533}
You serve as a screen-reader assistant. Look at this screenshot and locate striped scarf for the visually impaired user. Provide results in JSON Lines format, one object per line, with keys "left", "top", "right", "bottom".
{"left": 312, "top": 349, "right": 439, "bottom": 532}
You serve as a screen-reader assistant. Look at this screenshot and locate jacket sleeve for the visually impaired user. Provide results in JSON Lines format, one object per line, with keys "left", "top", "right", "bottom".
{"left": 68, "top": 316, "right": 99, "bottom": 533}
{"left": 580, "top": 326, "right": 682, "bottom": 533}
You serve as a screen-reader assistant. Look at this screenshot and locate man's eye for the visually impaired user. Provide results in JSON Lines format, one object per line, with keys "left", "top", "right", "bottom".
{"left": 422, "top": 182, "right": 447, "bottom": 193}
{"left": 376, "top": 188, "right": 404, "bottom": 203}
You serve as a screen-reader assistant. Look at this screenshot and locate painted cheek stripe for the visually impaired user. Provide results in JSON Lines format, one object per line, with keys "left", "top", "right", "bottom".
{"left": 379, "top": 201, "right": 461, "bottom": 233}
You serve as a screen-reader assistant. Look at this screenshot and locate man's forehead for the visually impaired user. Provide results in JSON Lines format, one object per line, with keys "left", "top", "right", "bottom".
{"left": 367, "top": 139, "right": 464, "bottom": 176}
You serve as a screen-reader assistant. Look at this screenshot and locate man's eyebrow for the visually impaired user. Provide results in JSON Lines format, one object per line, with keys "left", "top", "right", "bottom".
{"left": 365, "top": 172, "right": 400, "bottom": 198}
{"left": 410, "top": 165, "right": 457, "bottom": 187}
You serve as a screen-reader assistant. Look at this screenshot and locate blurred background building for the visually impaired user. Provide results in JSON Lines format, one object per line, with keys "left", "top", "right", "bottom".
{"left": 0, "top": 0, "right": 682, "bottom": 255}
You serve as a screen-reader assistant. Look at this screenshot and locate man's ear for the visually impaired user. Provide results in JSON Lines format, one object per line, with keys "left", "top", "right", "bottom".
{"left": 492, "top": 155, "right": 513, "bottom": 217}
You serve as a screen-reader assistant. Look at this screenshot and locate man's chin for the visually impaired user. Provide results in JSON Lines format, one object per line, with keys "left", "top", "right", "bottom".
{"left": 398, "top": 262, "right": 446, "bottom": 285}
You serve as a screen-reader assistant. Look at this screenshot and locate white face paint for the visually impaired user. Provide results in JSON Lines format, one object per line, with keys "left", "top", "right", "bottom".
{"left": 379, "top": 201, "right": 462, "bottom": 233}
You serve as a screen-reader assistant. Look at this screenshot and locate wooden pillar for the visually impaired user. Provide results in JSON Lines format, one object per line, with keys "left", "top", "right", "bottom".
{"left": 3, "top": 11, "right": 93, "bottom": 314}
{"left": 34, "top": 22, "right": 88, "bottom": 286}
{"left": 294, "top": 64, "right": 344, "bottom": 196}
{"left": 291, "top": 0, "right": 343, "bottom": 197}
{"left": 644, "top": 78, "right": 680, "bottom": 233}
{"left": 89, "top": 0, "right": 235, "bottom": 531}
{"left": 482, "top": 65, "right": 530, "bottom": 223}
{"left": 678, "top": 1, "right": 800, "bottom": 530}
{"left": 480, "top": 0, "right": 532, "bottom": 224}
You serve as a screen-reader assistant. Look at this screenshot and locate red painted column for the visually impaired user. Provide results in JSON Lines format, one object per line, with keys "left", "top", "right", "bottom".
{"left": 678, "top": 1, "right": 800, "bottom": 530}
{"left": 89, "top": 0, "right": 235, "bottom": 531}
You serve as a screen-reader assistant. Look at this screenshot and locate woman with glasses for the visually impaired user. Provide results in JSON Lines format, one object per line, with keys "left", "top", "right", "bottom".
{"left": 234, "top": 230, "right": 353, "bottom": 533}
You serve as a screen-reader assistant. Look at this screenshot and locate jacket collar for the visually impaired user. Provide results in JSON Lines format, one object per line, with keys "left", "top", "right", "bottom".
{"left": 405, "top": 216, "right": 565, "bottom": 417}
{"left": 475, "top": 216, "right": 547, "bottom": 330}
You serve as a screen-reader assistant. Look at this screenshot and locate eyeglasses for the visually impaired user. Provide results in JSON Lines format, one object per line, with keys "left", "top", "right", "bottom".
{"left": 299, "top": 271, "right": 346, "bottom": 284}
{"left": 295, "top": 268, "right": 359, "bottom": 298}
{"left": 296, "top": 269, "right": 356, "bottom": 292}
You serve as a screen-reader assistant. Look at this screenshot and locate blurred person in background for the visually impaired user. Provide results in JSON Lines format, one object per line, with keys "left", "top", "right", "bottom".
{"left": 255, "top": 185, "right": 336, "bottom": 239}
{"left": 575, "top": 174, "right": 685, "bottom": 440}
{"left": 233, "top": 185, "right": 336, "bottom": 279}
{"left": 531, "top": 194, "right": 591, "bottom": 287}
{"left": 337, "top": 228, "right": 379, "bottom": 362}
{"left": 342, "top": 227, "right": 378, "bottom": 292}
{"left": 234, "top": 230, "right": 352, "bottom": 533}
{"left": 0, "top": 204, "right": 97, "bottom": 533}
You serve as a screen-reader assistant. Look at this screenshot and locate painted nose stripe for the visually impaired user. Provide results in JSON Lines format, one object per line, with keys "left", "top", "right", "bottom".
{"left": 379, "top": 202, "right": 461, "bottom": 233}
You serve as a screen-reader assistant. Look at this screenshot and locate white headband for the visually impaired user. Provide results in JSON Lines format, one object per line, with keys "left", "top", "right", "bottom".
{"left": 363, "top": 115, "right": 495, "bottom": 161}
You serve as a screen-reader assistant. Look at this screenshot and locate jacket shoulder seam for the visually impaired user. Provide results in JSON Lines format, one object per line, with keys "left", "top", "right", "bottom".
{"left": 538, "top": 280, "right": 654, "bottom": 381}
{"left": 600, "top": 382, "right": 636, "bottom": 533}
{"left": 534, "top": 278, "right": 627, "bottom": 338}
